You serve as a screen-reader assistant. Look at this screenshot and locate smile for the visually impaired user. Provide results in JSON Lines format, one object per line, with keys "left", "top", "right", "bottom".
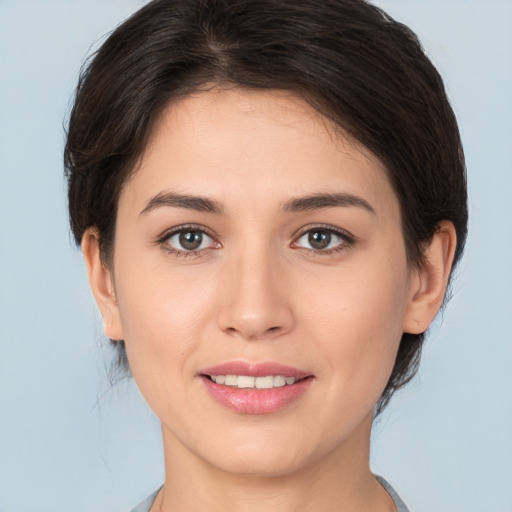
{"left": 207, "top": 375, "right": 303, "bottom": 388}
{"left": 200, "top": 362, "right": 313, "bottom": 414}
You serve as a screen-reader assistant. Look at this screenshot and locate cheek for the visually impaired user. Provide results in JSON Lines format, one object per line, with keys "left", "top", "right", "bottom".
{"left": 299, "top": 258, "right": 409, "bottom": 407}
{"left": 112, "top": 260, "right": 217, "bottom": 389}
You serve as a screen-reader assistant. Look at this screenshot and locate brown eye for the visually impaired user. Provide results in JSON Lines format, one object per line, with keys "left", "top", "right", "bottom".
{"left": 294, "top": 228, "right": 348, "bottom": 252}
{"left": 308, "top": 231, "right": 332, "bottom": 250}
{"left": 167, "top": 229, "right": 213, "bottom": 252}
{"left": 179, "top": 231, "right": 203, "bottom": 250}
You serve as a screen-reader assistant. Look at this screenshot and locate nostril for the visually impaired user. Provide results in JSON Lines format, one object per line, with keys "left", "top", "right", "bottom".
{"left": 217, "top": 299, "right": 295, "bottom": 341}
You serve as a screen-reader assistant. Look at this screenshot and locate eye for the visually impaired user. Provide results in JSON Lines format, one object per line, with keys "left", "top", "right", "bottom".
{"left": 293, "top": 228, "right": 351, "bottom": 252}
{"left": 165, "top": 229, "right": 215, "bottom": 252}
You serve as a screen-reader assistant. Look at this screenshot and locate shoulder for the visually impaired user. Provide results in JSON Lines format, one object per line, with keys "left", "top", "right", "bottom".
{"left": 375, "top": 475, "right": 411, "bottom": 512}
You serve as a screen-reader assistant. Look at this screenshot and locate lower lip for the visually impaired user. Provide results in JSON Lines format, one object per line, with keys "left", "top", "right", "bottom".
{"left": 201, "top": 377, "right": 313, "bottom": 414}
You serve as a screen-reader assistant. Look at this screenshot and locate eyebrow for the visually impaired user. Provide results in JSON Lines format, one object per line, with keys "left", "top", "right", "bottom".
{"left": 283, "top": 193, "right": 376, "bottom": 215}
{"left": 140, "top": 191, "right": 375, "bottom": 217}
{"left": 140, "top": 191, "right": 224, "bottom": 216}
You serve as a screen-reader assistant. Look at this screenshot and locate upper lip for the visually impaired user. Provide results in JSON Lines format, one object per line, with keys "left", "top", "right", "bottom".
{"left": 200, "top": 360, "right": 312, "bottom": 379}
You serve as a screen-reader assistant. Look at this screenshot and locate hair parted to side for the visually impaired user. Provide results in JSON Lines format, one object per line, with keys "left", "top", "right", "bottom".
{"left": 65, "top": 0, "right": 468, "bottom": 415}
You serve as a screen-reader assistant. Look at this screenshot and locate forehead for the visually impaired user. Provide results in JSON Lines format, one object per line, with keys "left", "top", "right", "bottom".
{"left": 123, "top": 88, "right": 398, "bottom": 219}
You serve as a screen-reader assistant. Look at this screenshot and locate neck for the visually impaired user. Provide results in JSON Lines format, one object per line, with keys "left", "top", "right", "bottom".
{"left": 152, "top": 413, "right": 396, "bottom": 512}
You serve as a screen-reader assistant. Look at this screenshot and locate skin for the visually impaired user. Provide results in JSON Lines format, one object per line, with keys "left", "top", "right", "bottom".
{"left": 82, "top": 88, "right": 456, "bottom": 511}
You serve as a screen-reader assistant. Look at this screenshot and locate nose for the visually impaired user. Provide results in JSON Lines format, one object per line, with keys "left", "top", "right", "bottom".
{"left": 216, "top": 248, "right": 295, "bottom": 341}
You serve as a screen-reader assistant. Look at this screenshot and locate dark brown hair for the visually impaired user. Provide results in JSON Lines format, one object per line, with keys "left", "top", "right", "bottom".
{"left": 65, "top": 0, "right": 468, "bottom": 414}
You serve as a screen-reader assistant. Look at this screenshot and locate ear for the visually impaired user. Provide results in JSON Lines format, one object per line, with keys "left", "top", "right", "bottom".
{"left": 81, "top": 228, "right": 124, "bottom": 341}
{"left": 403, "top": 221, "right": 457, "bottom": 334}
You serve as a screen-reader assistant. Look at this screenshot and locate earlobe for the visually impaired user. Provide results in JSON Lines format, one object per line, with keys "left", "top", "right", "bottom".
{"left": 403, "top": 221, "right": 457, "bottom": 334}
{"left": 81, "top": 229, "right": 124, "bottom": 340}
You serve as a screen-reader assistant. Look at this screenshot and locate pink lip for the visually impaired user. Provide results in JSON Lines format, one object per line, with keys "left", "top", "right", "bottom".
{"left": 199, "top": 361, "right": 313, "bottom": 415}
{"left": 201, "top": 361, "right": 311, "bottom": 379}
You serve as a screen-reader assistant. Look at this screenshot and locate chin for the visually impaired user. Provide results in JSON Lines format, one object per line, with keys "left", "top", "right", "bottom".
{"left": 192, "top": 427, "right": 330, "bottom": 478}
{"left": 210, "top": 450, "right": 309, "bottom": 478}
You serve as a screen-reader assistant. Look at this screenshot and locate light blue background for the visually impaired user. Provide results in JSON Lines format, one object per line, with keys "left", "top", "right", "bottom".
{"left": 1, "top": 1, "right": 511, "bottom": 511}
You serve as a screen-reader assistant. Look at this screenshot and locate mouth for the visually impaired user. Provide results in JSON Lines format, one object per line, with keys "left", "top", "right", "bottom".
{"left": 199, "top": 362, "right": 314, "bottom": 414}
{"left": 203, "top": 374, "right": 309, "bottom": 389}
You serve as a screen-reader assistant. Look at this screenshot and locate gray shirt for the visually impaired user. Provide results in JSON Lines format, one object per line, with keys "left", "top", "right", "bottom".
{"left": 376, "top": 475, "right": 411, "bottom": 512}
{"left": 131, "top": 476, "right": 410, "bottom": 512}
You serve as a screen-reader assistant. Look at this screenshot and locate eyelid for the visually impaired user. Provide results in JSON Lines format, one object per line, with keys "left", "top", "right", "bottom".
{"left": 155, "top": 223, "right": 356, "bottom": 256}
{"left": 156, "top": 224, "right": 221, "bottom": 255}
{"left": 292, "top": 224, "right": 356, "bottom": 241}
{"left": 291, "top": 224, "right": 357, "bottom": 252}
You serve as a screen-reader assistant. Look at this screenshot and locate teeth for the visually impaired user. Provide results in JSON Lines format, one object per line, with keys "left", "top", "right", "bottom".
{"left": 224, "top": 375, "right": 238, "bottom": 386}
{"left": 237, "top": 375, "right": 255, "bottom": 388}
{"left": 273, "top": 376, "right": 286, "bottom": 387}
{"left": 210, "top": 375, "right": 299, "bottom": 388}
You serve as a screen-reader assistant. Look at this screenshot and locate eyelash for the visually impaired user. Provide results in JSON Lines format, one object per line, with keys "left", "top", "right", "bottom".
{"left": 156, "top": 224, "right": 356, "bottom": 258}
{"left": 156, "top": 224, "right": 218, "bottom": 258}
{"left": 291, "top": 225, "right": 356, "bottom": 256}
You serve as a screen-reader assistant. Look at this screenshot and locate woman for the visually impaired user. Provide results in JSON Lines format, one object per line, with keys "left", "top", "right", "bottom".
{"left": 64, "top": 1, "right": 467, "bottom": 510}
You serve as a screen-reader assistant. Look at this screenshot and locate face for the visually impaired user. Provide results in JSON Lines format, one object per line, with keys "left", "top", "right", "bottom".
{"left": 104, "top": 88, "right": 419, "bottom": 476}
